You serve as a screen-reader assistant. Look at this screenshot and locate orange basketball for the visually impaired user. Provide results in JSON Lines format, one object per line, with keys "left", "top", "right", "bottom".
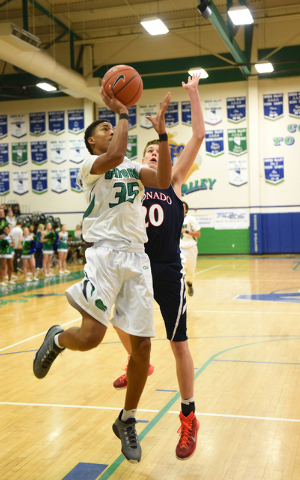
{"left": 101, "top": 65, "right": 143, "bottom": 108}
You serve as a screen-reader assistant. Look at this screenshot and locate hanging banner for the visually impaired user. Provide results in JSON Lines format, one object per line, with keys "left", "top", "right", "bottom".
{"left": 264, "top": 157, "right": 284, "bottom": 184}
{"left": 70, "top": 168, "right": 82, "bottom": 192}
{"left": 98, "top": 108, "right": 116, "bottom": 127}
{"left": 10, "top": 114, "right": 27, "bottom": 138}
{"left": 140, "top": 104, "right": 159, "bottom": 129}
{"left": 50, "top": 140, "right": 66, "bottom": 164}
{"left": 0, "top": 171, "right": 9, "bottom": 196}
{"left": 13, "top": 170, "right": 29, "bottom": 195}
{"left": 12, "top": 142, "right": 28, "bottom": 167}
{"left": 263, "top": 94, "right": 283, "bottom": 120}
{"left": 29, "top": 112, "right": 46, "bottom": 136}
{"left": 68, "top": 109, "right": 84, "bottom": 134}
{"left": 48, "top": 111, "right": 65, "bottom": 135}
{"left": 0, "top": 143, "right": 9, "bottom": 167}
{"left": 228, "top": 128, "right": 247, "bottom": 156}
{"left": 288, "top": 92, "right": 300, "bottom": 118}
{"left": 31, "top": 169, "right": 48, "bottom": 194}
{"left": 31, "top": 141, "right": 47, "bottom": 165}
{"left": 204, "top": 99, "right": 222, "bottom": 125}
{"left": 128, "top": 106, "right": 137, "bottom": 129}
{"left": 164, "top": 102, "right": 179, "bottom": 127}
{"left": 228, "top": 157, "right": 248, "bottom": 186}
{"left": 215, "top": 209, "right": 249, "bottom": 230}
{"left": 227, "top": 97, "right": 246, "bottom": 123}
{"left": 205, "top": 130, "right": 224, "bottom": 157}
{"left": 0, "top": 115, "right": 8, "bottom": 139}
{"left": 181, "top": 101, "right": 192, "bottom": 126}
{"left": 69, "top": 139, "right": 85, "bottom": 164}
{"left": 126, "top": 136, "right": 137, "bottom": 160}
{"left": 51, "top": 168, "right": 68, "bottom": 194}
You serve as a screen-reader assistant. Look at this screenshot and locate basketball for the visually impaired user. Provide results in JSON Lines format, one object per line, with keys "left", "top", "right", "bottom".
{"left": 101, "top": 65, "right": 143, "bottom": 108}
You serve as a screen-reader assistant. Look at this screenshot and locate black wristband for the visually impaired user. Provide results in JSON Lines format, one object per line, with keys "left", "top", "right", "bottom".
{"left": 186, "top": 230, "right": 189, "bottom": 234}
{"left": 159, "top": 133, "right": 168, "bottom": 142}
{"left": 119, "top": 113, "right": 129, "bottom": 120}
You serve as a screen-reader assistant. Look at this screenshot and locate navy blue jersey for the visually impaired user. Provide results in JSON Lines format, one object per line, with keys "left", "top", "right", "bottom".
{"left": 143, "top": 184, "right": 184, "bottom": 261}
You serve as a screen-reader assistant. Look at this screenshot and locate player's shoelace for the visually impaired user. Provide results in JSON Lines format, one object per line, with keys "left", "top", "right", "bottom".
{"left": 123, "top": 424, "right": 138, "bottom": 449}
{"left": 177, "top": 418, "right": 193, "bottom": 447}
{"left": 41, "top": 348, "right": 61, "bottom": 369}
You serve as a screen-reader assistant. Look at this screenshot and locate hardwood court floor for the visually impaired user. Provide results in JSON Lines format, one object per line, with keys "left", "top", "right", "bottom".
{"left": 1, "top": 255, "right": 300, "bottom": 480}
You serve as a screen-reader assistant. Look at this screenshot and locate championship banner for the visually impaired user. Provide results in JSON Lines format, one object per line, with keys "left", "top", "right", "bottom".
{"left": 128, "top": 106, "right": 137, "bottom": 129}
{"left": 205, "top": 130, "right": 224, "bottom": 157}
{"left": 181, "top": 101, "right": 192, "bottom": 126}
{"left": 264, "top": 157, "right": 284, "bottom": 185}
{"left": 228, "top": 128, "right": 247, "bottom": 156}
{"left": 70, "top": 168, "right": 82, "bottom": 192}
{"left": 204, "top": 99, "right": 222, "bottom": 125}
{"left": 12, "top": 142, "right": 28, "bottom": 167}
{"left": 228, "top": 157, "right": 248, "bottom": 187}
{"left": 140, "top": 104, "right": 159, "bottom": 129}
{"left": 69, "top": 139, "right": 85, "bottom": 164}
{"left": 0, "top": 143, "right": 9, "bottom": 167}
{"left": 288, "top": 92, "right": 300, "bottom": 118}
{"left": 98, "top": 108, "right": 116, "bottom": 127}
{"left": 10, "top": 114, "right": 27, "bottom": 138}
{"left": 227, "top": 97, "right": 246, "bottom": 123}
{"left": 68, "top": 109, "right": 84, "bottom": 134}
{"left": 126, "top": 136, "right": 137, "bottom": 160}
{"left": 164, "top": 102, "right": 179, "bottom": 127}
{"left": 31, "top": 141, "right": 47, "bottom": 165}
{"left": 31, "top": 169, "right": 48, "bottom": 194}
{"left": 50, "top": 140, "right": 66, "bottom": 164}
{"left": 215, "top": 209, "right": 249, "bottom": 230}
{"left": 0, "top": 115, "right": 7, "bottom": 139}
{"left": 0, "top": 171, "right": 9, "bottom": 196}
{"left": 263, "top": 94, "right": 283, "bottom": 121}
{"left": 51, "top": 168, "right": 68, "bottom": 194}
{"left": 13, "top": 170, "right": 29, "bottom": 195}
{"left": 48, "top": 111, "right": 65, "bottom": 135}
{"left": 29, "top": 112, "right": 46, "bottom": 136}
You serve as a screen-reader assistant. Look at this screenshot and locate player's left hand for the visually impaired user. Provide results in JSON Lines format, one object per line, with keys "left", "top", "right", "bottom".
{"left": 146, "top": 92, "right": 171, "bottom": 134}
{"left": 182, "top": 74, "right": 201, "bottom": 90}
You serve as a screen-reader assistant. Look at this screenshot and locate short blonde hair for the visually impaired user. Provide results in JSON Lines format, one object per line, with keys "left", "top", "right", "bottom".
{"left": 37, "top": 224, "right": 45, "bottom": 233}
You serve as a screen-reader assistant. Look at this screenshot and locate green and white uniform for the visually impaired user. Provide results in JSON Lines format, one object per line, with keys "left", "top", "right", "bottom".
{"left": 43, "top": 232, "right": 54, "bottom": 255}
{"left": 0, "top": 234, "right": 14, "bottom": 259}
{"left": 57, "top": 232, "right": 68, "bottom": 253}
{"left": 66, "top": 155, "right": 155, "bottom": 337}
{"left": 21, "top": 234, "right": 34, "bottom": 259}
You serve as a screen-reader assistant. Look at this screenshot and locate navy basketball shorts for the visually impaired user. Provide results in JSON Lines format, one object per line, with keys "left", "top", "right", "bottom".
{"left": 150, "top": 256, "right": 187, "bottom": 342}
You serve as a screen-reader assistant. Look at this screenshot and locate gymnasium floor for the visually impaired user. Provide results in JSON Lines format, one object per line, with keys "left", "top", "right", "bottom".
{"left": 1, "top": 255, "right": 300, "bottom": 480}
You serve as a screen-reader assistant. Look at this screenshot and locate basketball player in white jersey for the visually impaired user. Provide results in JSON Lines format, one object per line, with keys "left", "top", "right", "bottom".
{"left": 33, "top": 86, "right": 172, "bottom": 464}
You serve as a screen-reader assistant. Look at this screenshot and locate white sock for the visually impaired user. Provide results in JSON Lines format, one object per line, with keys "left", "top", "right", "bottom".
{"left": 54, "top": 334, "right": 63, "bottom": 349}
{"left": 181, "top": 396, "right": 195, "bottom": 405}
{"left": 121, "top": 408, "right": 137, "bottom": 422}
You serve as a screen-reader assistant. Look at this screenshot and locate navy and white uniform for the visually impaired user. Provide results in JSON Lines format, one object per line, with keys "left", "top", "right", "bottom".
{"left": 143, "top": 184, "right": 187, "bottom": 341}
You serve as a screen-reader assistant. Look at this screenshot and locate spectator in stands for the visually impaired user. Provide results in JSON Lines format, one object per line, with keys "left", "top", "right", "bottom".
{"left": 10, "top": 221, "right": 23, "bottom": 273}
{"left": 74, "top": 224, "right": 82, "bottom": 241}
{"left": 29, "top": 224, "right": 36, "bottom": 235}
{"left": 12, "top": 204, "right": 21, "bottom": 216}
{"left": 6, "top": 207, "right": 17, "bottom": 228}
{"left": 35, "top": 224, "right": 44, "bottom": 270}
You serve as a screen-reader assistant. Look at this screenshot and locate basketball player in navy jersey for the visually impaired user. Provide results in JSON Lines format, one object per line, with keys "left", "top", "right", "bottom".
{"left": 113, "top": 74, "right": 205, "bottom": 460}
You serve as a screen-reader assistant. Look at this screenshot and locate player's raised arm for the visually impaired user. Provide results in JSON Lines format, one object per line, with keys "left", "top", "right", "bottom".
{"left": 171, "top": 75, "right": 205, "bottom": 195}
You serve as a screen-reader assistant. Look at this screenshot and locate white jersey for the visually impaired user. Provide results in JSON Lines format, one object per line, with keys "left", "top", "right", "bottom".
{"left": 78, "top": 155, "right": 147, "bottom": 245}
{"left": 180, "top": 214, "right": 200, "bottom": 248}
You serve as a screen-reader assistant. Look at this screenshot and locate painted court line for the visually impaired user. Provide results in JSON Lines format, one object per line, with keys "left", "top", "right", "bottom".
{"left": 191, "top": 309, "right": 300, "bottom": 315}
{"left": 214, "top": 359, "right": 300, "bottom": 365}
{"left": 195, "top": 265, "right": 220, "bottom": 275}
{"left": 168, "top": 411, "right": 300, "bottom": 423}
{"left": 0, "top": 402, "right": 159, "bottom": 413}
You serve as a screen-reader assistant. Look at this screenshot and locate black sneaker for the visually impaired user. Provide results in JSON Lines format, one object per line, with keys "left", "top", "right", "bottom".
{"left": 113, "top": 411, "right": 141, "bottom": 463}
{"left": 33, "top": 325, "right": 65, "bottom": 379}
{"left": 187, "top": 282, "right": 194, "bottom": 296}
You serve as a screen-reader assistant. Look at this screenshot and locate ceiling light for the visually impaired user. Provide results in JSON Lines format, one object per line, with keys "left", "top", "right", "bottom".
{"left": 255, "top": 63, "right": 274, "bottom": 73}
{"left": 197, "top": 1, "right": 212, "bottom": 19}
{"left": 37, "top": 83, "right": 57, "bottom": 92}
{"left": 188, "top": 68, "right": 209, "bottom": 79}
{"left": 140, "top": 18, "right": 169, "bottom": 35}
{"left": 228, "top": 6, "right": 254, "bottom": 25}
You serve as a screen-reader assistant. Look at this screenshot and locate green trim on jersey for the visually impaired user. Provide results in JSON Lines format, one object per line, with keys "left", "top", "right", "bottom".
{"left": 83, "top": 194, "right": 95, "bottom": 219}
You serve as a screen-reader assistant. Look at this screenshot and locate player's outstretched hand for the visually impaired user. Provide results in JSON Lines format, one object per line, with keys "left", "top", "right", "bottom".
{"left": 146, "top": 92, "right": 171, "bottom": 134}
{"left": 182, "top": 74, "right": 201, "bottom": 91}
{"left": 100, "top": 85, "right": 128, "bottom": 115}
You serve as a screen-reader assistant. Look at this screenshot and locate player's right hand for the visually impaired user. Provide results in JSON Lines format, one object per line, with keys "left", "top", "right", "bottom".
{"left": 146, "top": 92, "right": 171, "bottom": 134}
{"left": 100, "top": 86, "right": 128, "bottom": 116}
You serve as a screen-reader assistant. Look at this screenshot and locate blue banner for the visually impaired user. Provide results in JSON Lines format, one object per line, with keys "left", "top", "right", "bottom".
{"left": 68, "top": 109, "right": 84, "bottom": 134}
{"left": 250, "top": 213, "right": 263, "bottom": 254}
{"left": 227, "top": 96, "right": 246, "bottom": 123}
{"left": 205, "top": 130, "right": 224, "bottom": 157}
{"left": 70, "top": 168, "right": 82, "bottom": 192}
{"left": 263, "top": 94, "right": 283, "bottom": 121}
{"left": 31, "top": 169, "right": 48, "bottom": 194}
{"left": 164, "top": 102, "right": 178, "bottom": 127}
{"left": 0, "top": 143, "right": 9, "bottom": 167}
{"left": 0, "top": 115, "right": 7, "bottom": 139}
{"left": 98, "top": 108, "right": 116, "bottom": 127}
{"left": 31, "top": 141, "right": 47, "bottom": 165}
{"left": 288, "top": 92, "right": 300, "bottom": 118}
{"left": 48, "top": 111, "right": 65, "bottom": 135}
{"left": 0, "top": 171, "right": 9, "bottom": 196}
{"left": 181, "top": 101, "right": 191, "bottom": 126}
{"left": 29, "top": 112, "right": 46, "bottom": 136}
{"left": 264, "top": 157, "right": 284, "bottom": 184}
{"left": 128, "top": 106, "right": 137, "bottom": 129}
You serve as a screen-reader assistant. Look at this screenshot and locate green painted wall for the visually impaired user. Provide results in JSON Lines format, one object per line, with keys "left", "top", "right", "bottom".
{"left": 198, "top": 228, "right": 250, "bottom": 254}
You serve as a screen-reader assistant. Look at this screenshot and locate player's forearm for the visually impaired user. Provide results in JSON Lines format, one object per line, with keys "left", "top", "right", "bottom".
{"left": 188, "top": 89, "right": 205, "bottom": 141}
{"left": 106, "top": 117, "right": 129, "bottom": 163}
{"left": 156, "top": 139, "right": 172, "bottom": 188}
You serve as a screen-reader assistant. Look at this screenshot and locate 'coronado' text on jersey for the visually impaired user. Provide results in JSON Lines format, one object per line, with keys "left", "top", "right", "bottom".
{"left": 143, "top": 190, "right": 173, "bottom": 204}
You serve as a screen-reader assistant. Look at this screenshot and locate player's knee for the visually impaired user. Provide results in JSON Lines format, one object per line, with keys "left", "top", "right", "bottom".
{"left": 171, "top": 340, "right": 189, "bottom": 357}
{"left": 131, "top": 337, "right": 151, "bottom": 361}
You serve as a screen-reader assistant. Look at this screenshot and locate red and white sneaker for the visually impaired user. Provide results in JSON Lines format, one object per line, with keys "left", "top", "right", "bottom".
{"left": 113, "top": 363, "right": 155, "bottom": 389}
{"left": 176, "top": 411, "right": 200, "bottom": 461}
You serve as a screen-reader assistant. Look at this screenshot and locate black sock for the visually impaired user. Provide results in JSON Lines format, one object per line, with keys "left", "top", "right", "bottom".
{"left": 181, "top": 401, "right": 195, "bottom": 417}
